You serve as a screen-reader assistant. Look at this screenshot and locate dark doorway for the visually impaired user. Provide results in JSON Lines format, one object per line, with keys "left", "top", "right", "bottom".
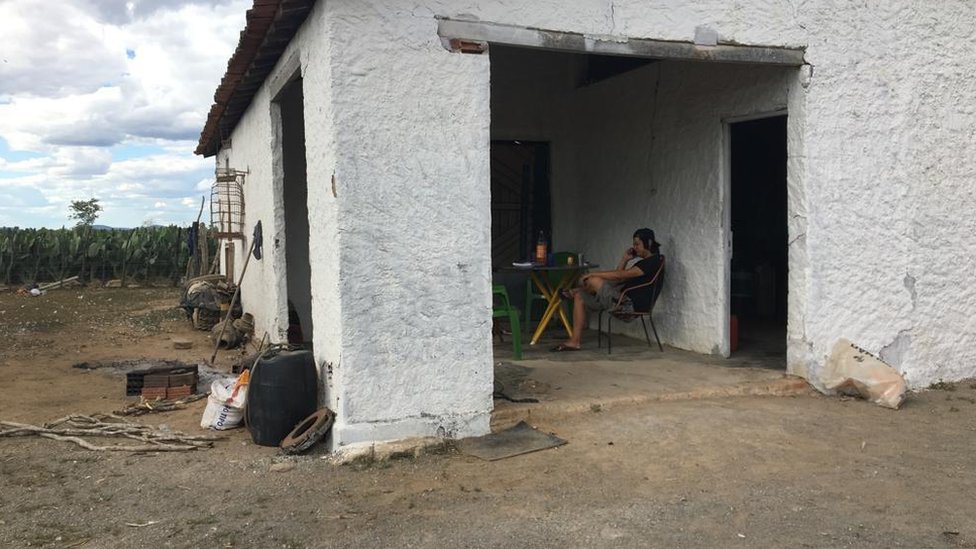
{"left": 276, "top": 77, "right": 313, "bottom": 346}
{"left": 489, "top": 141, "right": 551, "bottom": 267}
{"left": 730, "top": 115, "right": 787, "bottom": 361}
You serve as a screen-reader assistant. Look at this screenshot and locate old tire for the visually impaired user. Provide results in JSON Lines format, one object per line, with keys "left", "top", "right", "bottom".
{"left": 280, "top": 407, "right": 334, "bottom": 455}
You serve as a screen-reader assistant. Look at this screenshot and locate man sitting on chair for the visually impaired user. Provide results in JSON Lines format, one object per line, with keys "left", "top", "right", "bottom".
{"left": 551, "top": 228, "right": 663, "bottom": 352}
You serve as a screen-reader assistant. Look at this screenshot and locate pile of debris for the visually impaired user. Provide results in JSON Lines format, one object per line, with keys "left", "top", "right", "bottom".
{"left": 180, "top": 274, "right": 237, "bottom": 330}
{"left": 212, "top": 312, "right": 254, "bottom": 350}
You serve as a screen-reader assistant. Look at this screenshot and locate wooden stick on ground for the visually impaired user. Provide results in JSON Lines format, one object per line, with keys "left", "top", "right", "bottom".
{"left": 0, "top": 415, "right": 223, "bottom": 452}
{"left": 37, "top": 276, "right": 79, "bottom": 291}
{"left": 33, "top": 432, "right": 202, "bottom": 452}
{"left": 116, "top": 393, "right": 209, "bottom": 416}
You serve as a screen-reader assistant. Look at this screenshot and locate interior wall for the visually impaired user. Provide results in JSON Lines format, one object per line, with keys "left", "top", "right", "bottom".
{"left": 488, "top": 46, "right": 584, "bottom": 252}
{"left": 489, "top": 47, "right": 581, "bottom": 309}
{"left": 489, "top": 47, "right": 576, "bottom": 141}
{"left": 490, "top": 49, "right": 795, "bottom": 354}
{"left": 279, "top": 80, "right": 314, "bottom": 343}
{"left": 565, "top": 61, "right": 793, "bottom": 353}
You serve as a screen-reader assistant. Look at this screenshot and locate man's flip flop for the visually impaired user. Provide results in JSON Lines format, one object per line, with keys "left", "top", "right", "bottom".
{"left": 559, "top": 289, "right": 574, "bottom": 300}
{"left": 550, "top": 344, "right": 581, "bottom": 352}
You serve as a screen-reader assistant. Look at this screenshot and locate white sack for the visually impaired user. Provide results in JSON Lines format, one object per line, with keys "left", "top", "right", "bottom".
{"left": 822, "top": 338, "right": 907, "bottom": 409}
{"left": 200, "top": 374, "right": 249, "bottom": 430}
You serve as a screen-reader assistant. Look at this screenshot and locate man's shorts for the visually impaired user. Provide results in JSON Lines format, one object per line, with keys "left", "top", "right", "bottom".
{"left": 581, "top": 282, "right": 635, "bottom": 319}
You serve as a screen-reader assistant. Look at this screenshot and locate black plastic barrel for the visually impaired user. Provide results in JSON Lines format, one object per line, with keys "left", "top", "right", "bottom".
{"left": 247, "top": 348, "right": 318, "bottom": 447}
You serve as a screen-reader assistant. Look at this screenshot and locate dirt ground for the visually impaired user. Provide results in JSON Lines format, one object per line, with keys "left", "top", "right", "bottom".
{"left": 2, "top": 288, "right": 976, "bottom": 548}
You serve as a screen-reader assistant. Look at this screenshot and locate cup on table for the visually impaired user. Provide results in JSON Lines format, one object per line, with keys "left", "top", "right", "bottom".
{"left": 567, "top": 255, "right": 575, "bottom": 266}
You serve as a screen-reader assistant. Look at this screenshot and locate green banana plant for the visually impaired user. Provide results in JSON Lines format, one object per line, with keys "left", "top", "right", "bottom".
{"left": 1, "top": 231, "right": 18, "bottom": 285}
{"left": 0, "top": 225, "right": 198, "bottom": 285}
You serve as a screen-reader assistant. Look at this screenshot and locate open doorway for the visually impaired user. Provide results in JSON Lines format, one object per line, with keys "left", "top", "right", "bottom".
{"left": 275, "top": 77, "right": 313, "bottom": 346}
{"left": 729, "top": 115, "right": 788, "bottom": 362}
{"left": 483, "top": 36, "right": 800, "bottom": 358}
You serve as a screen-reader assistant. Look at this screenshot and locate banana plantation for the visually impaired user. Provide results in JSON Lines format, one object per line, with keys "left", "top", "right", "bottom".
{"left": 0, "top": 225, "right": 215, "bottom": 286}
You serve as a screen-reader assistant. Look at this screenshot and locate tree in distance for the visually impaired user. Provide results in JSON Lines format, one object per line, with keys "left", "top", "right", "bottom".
{"left": 68, "top": 198, "right": 103, "bottom": 229}
{"left": 67, "top": 198, "right": 102, "bottom": 282}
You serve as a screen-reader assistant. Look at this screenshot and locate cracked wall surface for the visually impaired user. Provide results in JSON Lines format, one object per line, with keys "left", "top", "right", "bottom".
{"left": 217, "top": 0, "right": 976, "bottom": 447}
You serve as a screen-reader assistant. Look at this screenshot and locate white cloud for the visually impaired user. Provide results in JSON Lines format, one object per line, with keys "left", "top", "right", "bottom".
{"left": 0, "top": 2, "right": 129, "bottom": 98}
{"left": 0, "top": 149, "right": 215, "bottom": 228}
{"left": 0, "top": 0, "right": 248, "bottom": 228}
{"left": 49, "top": 147, "right": 114, "bottom": 178}
{"left": 194, "top": 177, "right": 214, "bottom": 192}
{"left": 82, "top": 0, "right": 238, "bottom": 25}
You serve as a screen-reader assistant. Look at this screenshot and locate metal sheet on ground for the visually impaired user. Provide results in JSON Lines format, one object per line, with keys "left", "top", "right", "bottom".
{"left": 458, "top": 421, "right": 566, "bottom": 461}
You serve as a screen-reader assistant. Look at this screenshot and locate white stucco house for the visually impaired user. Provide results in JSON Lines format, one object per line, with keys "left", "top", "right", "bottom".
{"left": 196, "top": 0, "right": 976, "bottom": 450}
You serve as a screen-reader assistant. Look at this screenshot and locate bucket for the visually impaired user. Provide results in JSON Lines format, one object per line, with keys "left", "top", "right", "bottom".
{"left": 247, "top": 348, "right": 318, "bottom": 447}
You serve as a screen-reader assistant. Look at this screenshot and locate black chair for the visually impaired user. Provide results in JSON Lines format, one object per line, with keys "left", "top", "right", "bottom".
{"left": 597, "top": 256, "right": 665, "bottom": 354}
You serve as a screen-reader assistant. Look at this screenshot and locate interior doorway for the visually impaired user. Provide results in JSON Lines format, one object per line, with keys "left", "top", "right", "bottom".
{"left": 729, "top": 115, "right": 788, "bottom": 362}
{"left": 275, "top": 77, "right": 313, "bottom": 346}
{"left": 490, "top": 140, "right": 552, "bottom": 327}
{"left": 490, "top": 140, "right": 551, "bottom": 267}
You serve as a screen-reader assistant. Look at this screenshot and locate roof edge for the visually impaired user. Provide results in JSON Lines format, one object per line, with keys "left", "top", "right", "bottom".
{"left": 195, "top": 0, "right": 316, "bottom": 157}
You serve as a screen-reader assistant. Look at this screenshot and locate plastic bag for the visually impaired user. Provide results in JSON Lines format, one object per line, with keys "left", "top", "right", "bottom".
{"left": 822, "top": 338, "right": 907, "bottom": 409}
{"left": 200, "top": 370, "right": 250, "bottom": 429}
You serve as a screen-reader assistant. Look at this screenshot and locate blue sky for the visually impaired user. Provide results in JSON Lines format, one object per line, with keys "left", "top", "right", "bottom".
{"left": 0, "top": 0, "right": 250, "bottom": 228}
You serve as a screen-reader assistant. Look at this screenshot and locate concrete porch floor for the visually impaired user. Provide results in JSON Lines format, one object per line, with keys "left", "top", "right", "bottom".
{"left": 491, "top": 328, "right": 810, "bottom": 427}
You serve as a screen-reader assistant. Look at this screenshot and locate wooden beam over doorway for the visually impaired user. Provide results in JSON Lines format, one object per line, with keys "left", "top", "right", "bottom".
{"left": 437, "top": 18, "right": 806, "bottom": 66}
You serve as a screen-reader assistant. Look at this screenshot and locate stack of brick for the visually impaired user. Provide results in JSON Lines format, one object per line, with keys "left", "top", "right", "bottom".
{"left": 137, "top": 370, "right": 199, "bottom": 400}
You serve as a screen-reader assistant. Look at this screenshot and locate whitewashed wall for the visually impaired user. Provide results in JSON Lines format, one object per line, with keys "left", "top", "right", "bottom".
{"left": 300, "top": 4, "right": 343, "bottom": 419}
{"left": 215, "top": 113, "right": 288, "bottom": 345}
{"left": 321, "top": 1, "right": 494, "bottom": 447}
{"left": 216, "top": 0, "right": 976, "bottom": 449}
{"left": 216, "top": 1, "right": 343, "bottom": 418}
{"left": 790, "top": 5, "right": 976, "bottom": 388}
{"left": 382, "top": 0, "right": 975, "bottom": 388}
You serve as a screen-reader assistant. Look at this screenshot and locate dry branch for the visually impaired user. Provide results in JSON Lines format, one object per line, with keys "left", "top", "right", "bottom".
{"left": 0, "top": 414, "right": 223, "bottom": 452}
{"left": 37, "top": 276, "right": 79, "bottom": 291}
{"left": 116, "top": 392, "right": 208, "bottom": 416}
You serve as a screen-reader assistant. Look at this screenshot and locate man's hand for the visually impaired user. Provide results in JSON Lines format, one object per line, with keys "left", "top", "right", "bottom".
{"left": 622, "top": 247, "right": 635, "bottom": 260}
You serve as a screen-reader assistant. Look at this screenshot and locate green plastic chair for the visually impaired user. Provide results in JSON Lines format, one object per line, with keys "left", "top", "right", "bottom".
{"left": 492, "top": 285, "right": 522, "bottom": 360}
{"left": 524, "top": 251, "right": 578, "bottom": 336}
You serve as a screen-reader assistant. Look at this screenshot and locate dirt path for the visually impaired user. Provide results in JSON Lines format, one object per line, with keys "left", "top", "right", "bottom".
{"left": 1, "top": 288, "right": 975, "bottom": 548}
